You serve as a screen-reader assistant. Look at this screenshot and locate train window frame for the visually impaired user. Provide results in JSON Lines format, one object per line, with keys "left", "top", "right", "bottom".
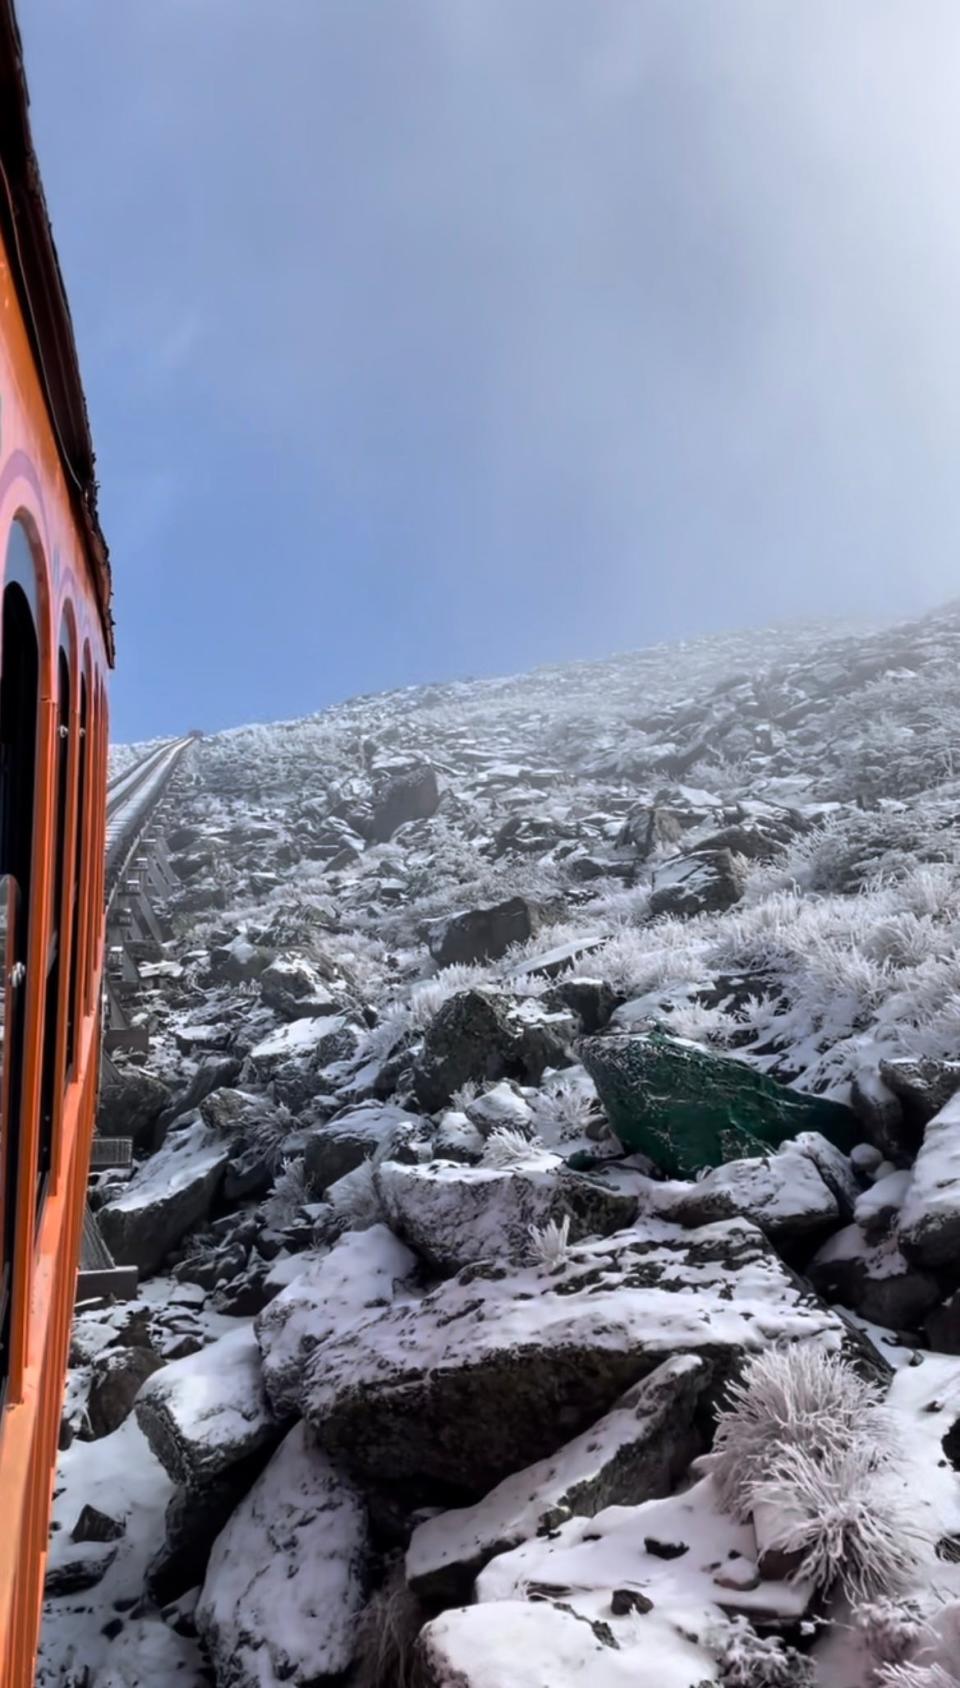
{"left": 66, "top": 652, "right": 90, "bottom": 1076}
{"left": 0, "top": 518, "right": 44, "bottom": 1401}
{"left": 38, "top": 614, "right": 76, "bottom": 1201}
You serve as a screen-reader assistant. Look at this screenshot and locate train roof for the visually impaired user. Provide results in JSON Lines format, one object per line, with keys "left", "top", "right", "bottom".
{"left": 0, "top": 0, "right": 113, "bottom": 659}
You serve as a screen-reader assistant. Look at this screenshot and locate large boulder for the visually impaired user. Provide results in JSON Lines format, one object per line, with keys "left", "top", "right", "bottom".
{"left": 84, "top": 1345, "right": 165, "bottom": 1440}
{"left": 427, "top": 896, "right": 544, "bottom": 968}
{"left": 98, "top": 1117, "right": 229, "bottom": 1275}
{"left": 255, "top": 1226, "right": 416, "bottom": 1418}
{"left": 96, "top": 1065, "right": 171, "bottom": 1152}
{"left": 136, "top": 1324, "right": 282, "bottom": 1487}
{"left": 647, "top": 848, "right": 744, "bottom": 918}
{"left": 375, "top": 1153, "right": 637, "bottom": 1272}
{"left": 650, "top": 1136, "right": 844, "bottom": 1249}
{"left": 412, "top": 991, "right": 518, "bottom": 1112}
{"left": 146, "top": 1445, "right": 274, "bottom": 1605}
{"left": 581, "top": 1031, "right": 857, "bottom": 1178}
{"left": 406, "top": 1354, "right": 709, "bottom": 1602}
{"left": 900, "top": 1094, "right": 960, "bottom": 1267}
{"left": 303, "top": 1101, "right": 420, "bottom": 1196}
{"left": 208, "top": 935, "right": 276, "bottom": 985}
{"left": 369, "top": 765, "right": 440, "bottom": 842}
{"left": 247, "top": 1014, "right": 360, "bottom": 1077}
{"left": 196, "top": 1422, "right": 369, "bottom": 1688}
{"left": 880, "top": 1056, "right": 960, "bottom": 1131}
{"left": 808, "top": 1225, "right": 939, "bottom": 1330}
{"left": 259, "top": 954, "right": 347, "bottom": 1021}
{"left": 303, "top": 1214, "right": 854, "bottom": 1498}
{"left": 415, "top": 1599, "right": 713, "bottom": 1688}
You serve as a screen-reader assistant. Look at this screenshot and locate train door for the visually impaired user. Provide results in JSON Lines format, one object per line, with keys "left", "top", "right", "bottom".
{"left": 0, "top": 526, "right": 39, "bottom": 1394}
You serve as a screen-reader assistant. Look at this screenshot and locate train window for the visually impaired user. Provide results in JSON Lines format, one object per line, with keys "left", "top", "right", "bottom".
{"left": 0, "top": 875, "right": 22, "bottom": 1395}
{"left": 0, "top": 551, "right": 40, "bottom": 1392}
{"left": 65, "top": 673, "right": 88, "bottom": 1075}
{"left": 84, "top": 680, "right": 99, "bottom": 1014}
{"left": 37, "top": 648, "right": 70, "bottom": 1205}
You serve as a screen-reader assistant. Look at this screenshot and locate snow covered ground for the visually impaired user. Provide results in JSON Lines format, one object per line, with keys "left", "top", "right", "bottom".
{"left": 40, "top": 600, "right": 960, "bottom": 1686}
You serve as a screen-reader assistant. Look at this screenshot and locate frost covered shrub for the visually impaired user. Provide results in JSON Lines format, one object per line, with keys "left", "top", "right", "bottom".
{"left": 328, "top": 1161, "right": 385, "bottom": 1231}
{"left": 262, "top": 1156, "right": 309, "bottom": 1229}
{"left": 407, "top": 966, "right": 492, "bottom": 1030}
{"left": 875, "top": 1664, "right": 960, "bottom": 1687}
{"left": 528, "top": 1214, "right": 571, "bottom": 1268}
{"left": 351, "top": 1559, "right": 425, "bottom": 1688}
{"left": 754, "top": 1441, "right": 926, "bottom": 1602}
{"left": 856, "top": 1601, "right": 928, "bottom": 1682}
{"left": 712, "top": 1616, "right": 814, "bottom": 1687}
{"left": 709, "top": 1346, "right": 898, "bottom": 1520}
{"left": 483, "top": 1128, "right": 549, "bottom": 1169}
{"left": 528, "top": 1078, "right": 599, "bottom": 1141}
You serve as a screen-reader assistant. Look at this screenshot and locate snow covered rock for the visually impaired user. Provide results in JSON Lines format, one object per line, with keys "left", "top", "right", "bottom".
{"left": 303, "top": 1215, "right": 850, "bottom": 1497}
{"left": 808, "top": 1224, "right": 939, "bottom": 1329}
{"left": 880, "top": 1055, "right": 960, "bottom": 1129}
{"left": 97, "top": 1064, "right": 171, "bottom": 1153}
{"left": 412, "top": 990, "right": 519, "bottom": 1112}
{"left": 850, "top": 1066, "right": 911, "bottom": 1161}
{"left": 427, "top": 895, "right": 545, "bottom": 967}
{"left": 208, "top": 935, "right": 276, "bottom": 985}
{"left": 471, "top": 1476, "right": 811, "bottom": 1670}
{"left": 136, "top": 1324, "right": 281, "bottom": 1487}
{"left": 302, "top": 1100, "right": 420, "bottom": 1195}
{"left": 463, "top": 1079, "right": 533, "bottom": 1137}
{"left": 900, "top": 1094, "right": 960, "bottom": 1267}
{"left": 196, "top": 1422, "right": 368, "bottom": 1688}
{"left": 406, "top": 1354, "right": 709, "bottom": 1601}
{"left": 255, "top": 1225, "right": 416, "bottom": 1418}
{"left": 648, "top": 847, "right": 743, "bottom": 919}
{"left": 98, "top": 1117, "right": 229, "bottom": 1275}
{"left": 374, "top": 1153, "right": 637, "bottom": 1271}
{"left": 85, "top": 1345, "right": 165, "bottom": 1440}
{"left": 259, "top": 954, "right": 347, "bottom": 1021}
{"left": 368, "top": 763, "right": 440, "bottom": 841}
{"left": 415, "top": 1600, "right": 700, "bottom": 1688}
{"left": 650, "top": 1138, "right": 841, "bottom": 1247}
{"left": 247, "top": 1013, "right": 358, "bottom": 1075}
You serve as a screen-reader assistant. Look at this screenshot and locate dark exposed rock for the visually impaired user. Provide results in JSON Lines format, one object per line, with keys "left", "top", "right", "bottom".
{"left": 97, "top": 1065, "right": 172, "bottom": 1153}
{"left": 427, "top": 896, "right": 545, "bottom": 968}
{"left": 98, "top": 1119, "right": 229, "bottom": 1276}
{"left": 303, "top": 1101, "right": 420, "bottom": 1196}
{"left": 369, "top": 765, "right": 440, "bottom": 842}
{"left": 84, "top": 1345, "right": 165, "bottom": 1440}
{"left": 648, "top": 848, "right": 744, "bottom": 919}
{"left": 146, "top": 1445, "right": 275, "bottom": 1605}
{"left": 412, "top": 991, "right": 518, "bottom": 1112}
{"left": 850, "top": 1068, "right": 914, "bottom": 1162}
{"left": 880, "top": 1057, "right": 960, "bottom": 1130}
{"left": 808, "top": 1228, "right": 939, "bottom": 1330}
{"left": 925, "top": 1292, "right": 960, "bottom": 1355}
{"left": 406, "top": 1355, "right": 709, "bottom": 1603}
{"left": 71, "top": 1504, "right": 126, "bottom": 1544}
{"left": 303, "top": 1215, "right": 853, "bottom": 1498}
{"left": 45, "top": 1541, "right": 119, "bottom": 1596}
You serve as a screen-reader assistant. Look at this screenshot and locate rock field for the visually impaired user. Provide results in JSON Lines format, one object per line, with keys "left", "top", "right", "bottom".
{"left": 38, "top": 601, "right": 960, "bottom": 1686}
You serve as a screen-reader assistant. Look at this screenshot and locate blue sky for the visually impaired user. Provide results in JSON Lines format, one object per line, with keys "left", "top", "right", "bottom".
{"left": 20, "top": 2, "right": 960, "bottom": 740}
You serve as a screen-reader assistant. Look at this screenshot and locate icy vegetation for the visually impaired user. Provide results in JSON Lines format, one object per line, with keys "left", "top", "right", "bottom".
{"left": 39, "top": 600, "right": 960, "bottom": 1686}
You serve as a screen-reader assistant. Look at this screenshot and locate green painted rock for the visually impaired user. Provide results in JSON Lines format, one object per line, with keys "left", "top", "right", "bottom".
{"left": 581, "top": 1031, "right": 857, "bottom": 1178}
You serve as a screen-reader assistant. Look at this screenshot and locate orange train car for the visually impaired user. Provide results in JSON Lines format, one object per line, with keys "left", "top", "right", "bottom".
{"left": 0, "top": 2, "right": 114, "bottom": 1682}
